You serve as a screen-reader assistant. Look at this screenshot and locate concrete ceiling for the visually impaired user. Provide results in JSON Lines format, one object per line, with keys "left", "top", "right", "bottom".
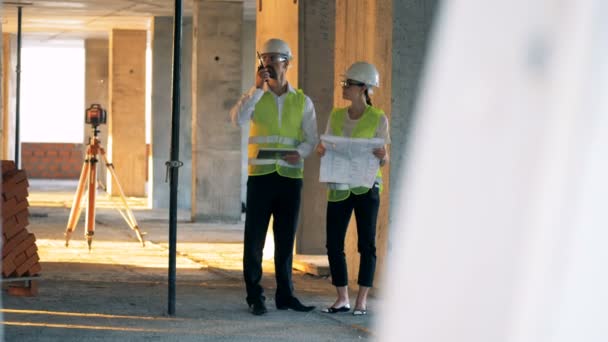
{"left": 1, "top": 0, "right": 256, "bottom": 42}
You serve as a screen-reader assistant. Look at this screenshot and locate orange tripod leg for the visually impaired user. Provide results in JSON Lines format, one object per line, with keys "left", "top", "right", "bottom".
{"left": 100, "top": 149, "right": 146, "bottom": 247}
{"left": 66, "top": 133, "right": 145, "bottom": 250}
{"left": 84, "top": 156, "right": 98, "bottom": 251}
{"left": 65, "top": 151, "right": 92, "bottom": 247}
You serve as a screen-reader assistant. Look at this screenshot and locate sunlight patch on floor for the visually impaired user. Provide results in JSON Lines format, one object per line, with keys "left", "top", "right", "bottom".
{"left": 37, "top": 239, "right": 205, "bottom": 269}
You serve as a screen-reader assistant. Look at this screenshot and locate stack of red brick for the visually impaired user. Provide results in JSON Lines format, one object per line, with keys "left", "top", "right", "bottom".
{"left": 2, "top": 160, "right": 41, "bottom": 292}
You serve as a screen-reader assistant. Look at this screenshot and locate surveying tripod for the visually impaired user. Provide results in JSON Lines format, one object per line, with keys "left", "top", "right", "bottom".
{"left": 65, "top": 124, "right": 146, "bottom": 250}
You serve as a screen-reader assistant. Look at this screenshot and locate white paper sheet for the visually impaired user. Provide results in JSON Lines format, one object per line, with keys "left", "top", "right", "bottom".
{"left": 319, "top": 134, "right": 385, "bottom": 188}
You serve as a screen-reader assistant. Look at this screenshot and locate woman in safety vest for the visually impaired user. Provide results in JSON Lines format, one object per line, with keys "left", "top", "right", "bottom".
{"left": 317, "top": 62, "right": 390, "bottom": 316}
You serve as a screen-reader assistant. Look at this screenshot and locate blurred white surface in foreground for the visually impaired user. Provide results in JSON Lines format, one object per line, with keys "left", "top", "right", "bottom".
{"left": 379, "top": 0, "right": 608, "bottom": 341}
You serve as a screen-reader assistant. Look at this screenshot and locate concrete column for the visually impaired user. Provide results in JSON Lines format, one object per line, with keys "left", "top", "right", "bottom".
{"left": 84, "top": 38, "right": 109, "bottom": 187}
{"left": 2, "top": 33, "right": 16, "bottom": 160}
{"left": 256, "top": 0, "right": 401, "bottom": 286}
{"left": 191, "top": 0, "right": 243, "bottom": 222}
{"left": 151, "top": 16, "right": 193, "bottom": 209}
{"left": 296, "top": 0, "right": 336, "bottom": 254}
{"left": 389, "top": 1, "right": 439, "bottom": 250}
{"left": 108, "top": 29, "right": 147, "bottom": 197}
{"left": 334, "top": 0, "right": 393, "bottom": 284}
{"left": 255, "top": 0, "right": 306, "bottom": 258}
{"left": 256, "top": 0, "right": 299, "bottom": 86}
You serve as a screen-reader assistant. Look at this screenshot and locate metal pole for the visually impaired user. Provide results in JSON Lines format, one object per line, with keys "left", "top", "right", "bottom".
{"left": 15, "top": 6, "right": 23, "bottom": 166}
{"left": 167, "top": 0, "right": 183, "bottom": 316}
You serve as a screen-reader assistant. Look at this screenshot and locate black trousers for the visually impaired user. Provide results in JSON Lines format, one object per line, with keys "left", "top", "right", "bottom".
{"left": 243, "top": 172, "right": 302, "bottom": 305}
{"left": 326, "top": 186, "right": 379, "bottom": 287}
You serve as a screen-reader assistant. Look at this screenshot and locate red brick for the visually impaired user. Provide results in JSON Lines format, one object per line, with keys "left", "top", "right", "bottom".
{"left": 2, "top": 197, "right": 17, "bottom": 217}
{"left": 15, "top": 208, "right": 29, "bottom": 225}
{"left": 3, "top": 216, "right": 27, "bottom": 240}
{"left": 27, "top": 262, "right": 42, "bottom": 276}
{"left": 25, "top": 244, "right": 37, "bottom": 257}
{"left": 2, "top": 229, "right": 29, "bottom": 255}
{"left": 18, "top": 143, "right": 87, "bottom": 178}
{"left": 2, "top": 183, "right": 29, "bottom": 202}
{"left": 16, "top": 254, "right": 39, "bottom": 276}
{"left": 79, "top": 151, "right": 87, "bottom": 158}
{"left": 3, "top": 214, "right": 17, "bottom": 229}
{"left": 3, "top": 169, "right": 27, "bottom": 185}
{"left": 2, "top": 194, "right": 12, "bottom": 205}
{"left": 13, "top": 234, "right": 36, "bottom": 257}
{"left": 2, "top": 182, "right": 20, "bottom": 199}
{"left": 17, "top": 197, "right": 29, "bottom": 210}
{"left": 1, "top": 160, "right": 16, "bottom": 174}
{"left": 13, "top": 251, "right": 27, "bottom": 267}
{"left": 3, "top": 223, "right": 18, "bottom": 240}
{"left": 2, "top": 197, "right": 30, "bottom": 218}
{"left": 2, "top": 257, "right": 16, "bottom": 276}
{"left": 7, "top": 280, "right": 38, "bottom": 297}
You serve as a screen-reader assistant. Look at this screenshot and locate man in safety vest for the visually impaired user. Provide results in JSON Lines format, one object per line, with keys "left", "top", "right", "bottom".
{"left": 230, "top": 38, "right": 319, "bottom": 315}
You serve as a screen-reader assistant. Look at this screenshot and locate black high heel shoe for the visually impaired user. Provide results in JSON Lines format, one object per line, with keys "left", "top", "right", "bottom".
{"left": 321, "top": 304, "right": 351, "bottom": 313}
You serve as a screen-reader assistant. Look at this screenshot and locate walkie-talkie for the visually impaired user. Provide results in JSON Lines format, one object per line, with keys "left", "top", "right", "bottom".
{"left": 257, "top": 51, "right": 276, "bottom": 80}
{"left": 256, "top": 51, "right": 268, "bottom": 84}
{"left": 257, "top": 51, "right": 265, "bottom": 71}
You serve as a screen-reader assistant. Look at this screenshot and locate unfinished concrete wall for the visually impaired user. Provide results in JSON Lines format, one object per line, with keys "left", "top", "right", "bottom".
{"left": 151, "top": 16, "right": 193, "bottom": 209}
{"left": 84, "top": 39, "right": 109, "bottom": 187}
{"left": 253, "top": 0, "right": 301, "bottom": 251}
{"left": 239, "top": 19, "right": 256, "bottom": 208}
{"left": 254, "top": 1, "right": 411, "bottom": 288}
{"left": 191, "top": 0, "right": 242, "bottom": 222}
{"left": 108, "top": 29, "right": 147, "bottom": 197}
{"left": 389, "top": 0, "right": 440, "bottom": 251}
{"left": 334, "top": 0, "right": 393, "bottom": 285}
{"left": 2, "top": 34, "right": 16, "bottom": 161}
{"left": 296, "top": 0, "right": 336, "bottom": 254}
{"left": 256, "top": 0, "right": 299, "bottom": 87}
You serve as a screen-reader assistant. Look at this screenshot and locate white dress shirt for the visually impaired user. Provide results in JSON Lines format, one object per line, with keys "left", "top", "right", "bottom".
{"left": 230, "top": 84, "right": 319, "bottom": 158}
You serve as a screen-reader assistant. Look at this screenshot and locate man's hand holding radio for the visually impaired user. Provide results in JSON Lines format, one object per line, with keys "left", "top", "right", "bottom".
{"left": 256, "top": 65, "right": 271, "bottom": 89}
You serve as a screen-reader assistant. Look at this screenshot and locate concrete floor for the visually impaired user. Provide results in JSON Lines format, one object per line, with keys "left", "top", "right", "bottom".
{"left": 2, "top": 180, "right": 377, "bottom": 341}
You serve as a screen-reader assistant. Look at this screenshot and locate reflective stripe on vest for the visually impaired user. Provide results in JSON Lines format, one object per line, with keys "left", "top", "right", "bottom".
{"left": 248, "top": 89, "right": 306, "bottom": 179}
{"left": 248, "top": 136, "right": 301, "bottom": 146}
{"left": 327, "top": 106, "right": 385, "bottom": 202}
{"left": 249, "top": 158, "right": 304, "bottom": 169}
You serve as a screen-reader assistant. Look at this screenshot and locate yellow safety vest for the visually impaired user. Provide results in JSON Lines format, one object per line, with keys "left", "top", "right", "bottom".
{"left": 327, "top": 106, "right": 385, "bottom": 202}
{"left": 247, "top": 89, "right": 306, "bottom": 179}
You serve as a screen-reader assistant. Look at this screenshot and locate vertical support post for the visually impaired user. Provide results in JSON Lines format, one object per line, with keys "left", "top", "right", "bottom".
{"left": 14, "top": 6, "right": 22, "bottom": 166}
{"left": 167, "top": 0, "right": 183, "bottom": 316}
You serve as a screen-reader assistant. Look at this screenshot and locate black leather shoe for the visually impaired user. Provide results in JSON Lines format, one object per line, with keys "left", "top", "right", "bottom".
{"left": 276, "top": 297, "right": 315, "bottom": 312}
{"left": 249, "top": 301, "right": 268, "bottom": 316}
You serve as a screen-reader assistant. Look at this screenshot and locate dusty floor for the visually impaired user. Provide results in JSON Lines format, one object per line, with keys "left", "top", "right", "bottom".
{"left": 2, "top": 181, "right": 377, "bottom": 341}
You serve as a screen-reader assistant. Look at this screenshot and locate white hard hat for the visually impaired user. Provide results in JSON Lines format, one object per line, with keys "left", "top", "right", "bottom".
{"left": 344, "top": 62, "right": 379, "bottom": 88}
{"left": 261, "top": 38, "right": 293, "bottom": 60}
